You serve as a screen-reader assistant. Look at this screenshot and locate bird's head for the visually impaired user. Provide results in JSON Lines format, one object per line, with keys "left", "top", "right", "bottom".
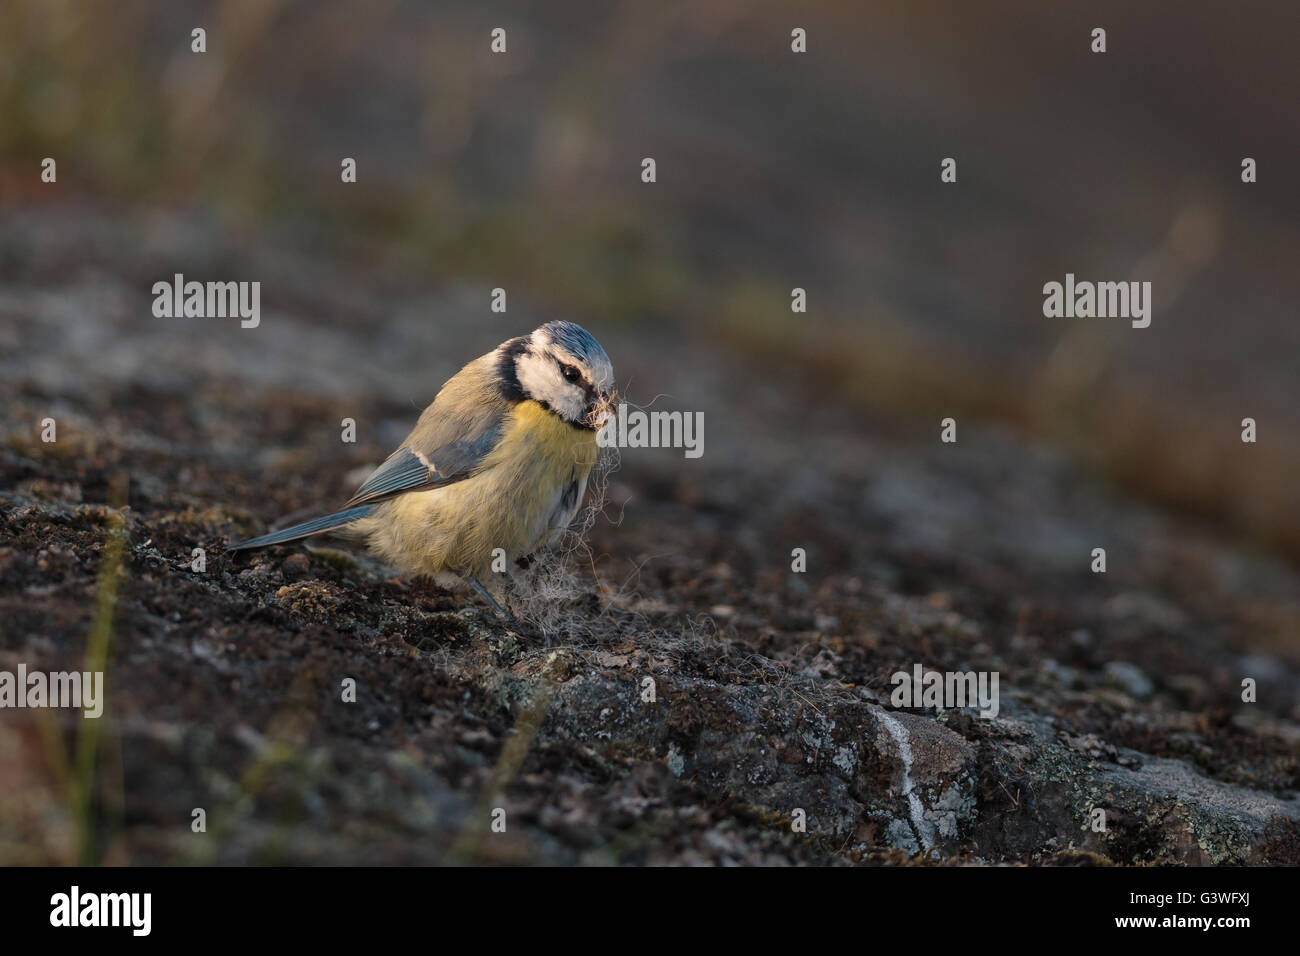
{"left": 496, "top": 321, "right": 618, "bottom": 430}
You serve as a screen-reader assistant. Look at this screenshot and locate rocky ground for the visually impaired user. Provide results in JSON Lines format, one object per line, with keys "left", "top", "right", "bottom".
{"left": 1, "top": 210, "right": 1298, "bottom": 865}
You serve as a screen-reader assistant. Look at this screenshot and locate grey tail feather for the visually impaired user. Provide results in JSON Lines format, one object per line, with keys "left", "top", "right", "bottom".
{"left": 228, "top": 505, "right": 373, "bottom": 552}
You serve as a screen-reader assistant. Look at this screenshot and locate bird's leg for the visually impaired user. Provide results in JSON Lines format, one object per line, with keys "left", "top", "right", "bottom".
{"left": 465, "top": 574, "right": 515, "bottom": 625}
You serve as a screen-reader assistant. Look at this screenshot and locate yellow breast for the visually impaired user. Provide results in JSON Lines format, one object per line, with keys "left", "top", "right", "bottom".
{"left": 362, "top": 400, "right": 598, "bottom": 577}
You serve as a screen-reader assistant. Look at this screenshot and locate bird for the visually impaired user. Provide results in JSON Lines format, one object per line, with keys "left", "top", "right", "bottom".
{"left": 229, "top": 320, "right": 617, "bottom": 617}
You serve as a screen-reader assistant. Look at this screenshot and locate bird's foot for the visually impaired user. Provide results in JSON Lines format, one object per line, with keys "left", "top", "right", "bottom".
{"left": 464, "top": 574, "right": 517, "bottom": 627}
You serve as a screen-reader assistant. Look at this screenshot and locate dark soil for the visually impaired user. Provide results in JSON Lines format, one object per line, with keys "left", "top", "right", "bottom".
{"left": 2, "top": 211, "right": 1298, "bottom": 865}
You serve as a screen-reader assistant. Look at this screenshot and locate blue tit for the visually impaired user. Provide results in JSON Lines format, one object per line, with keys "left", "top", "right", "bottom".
{"left": 230, "top": 320, "right": 618, "bottom": 615}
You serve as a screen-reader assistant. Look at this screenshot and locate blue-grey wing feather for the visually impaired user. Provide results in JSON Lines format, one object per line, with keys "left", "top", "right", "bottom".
{"left": 345, "top": 422, "right": 503, "bottom": 507}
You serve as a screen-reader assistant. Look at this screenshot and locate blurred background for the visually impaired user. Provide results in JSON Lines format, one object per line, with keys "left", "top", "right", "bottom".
{"left": 1, "top": 1, "right": 1299, "bottom": 865}
{"left": 3, "top": 0, "right": 1299, "bottom": 556}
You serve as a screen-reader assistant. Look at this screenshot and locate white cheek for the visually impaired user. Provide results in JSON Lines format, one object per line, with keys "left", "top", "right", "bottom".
{"left": 515, "top": 355, "right": 557, "bottom": 400}
{"left": 516, "top": 356, "right": 584, "bottom": 419}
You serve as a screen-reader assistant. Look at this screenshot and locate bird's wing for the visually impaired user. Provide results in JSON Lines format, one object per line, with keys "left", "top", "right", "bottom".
{"left": 345, "top": 353, "right": 511, "bottom": 508}
{"left": 345, "top": 419, "right": 504, "bottom": 508}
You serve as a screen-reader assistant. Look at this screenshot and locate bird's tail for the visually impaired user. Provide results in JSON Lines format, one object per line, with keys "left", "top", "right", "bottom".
{"left": 228, "top": 505, "right": 373, "bottom": 552}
